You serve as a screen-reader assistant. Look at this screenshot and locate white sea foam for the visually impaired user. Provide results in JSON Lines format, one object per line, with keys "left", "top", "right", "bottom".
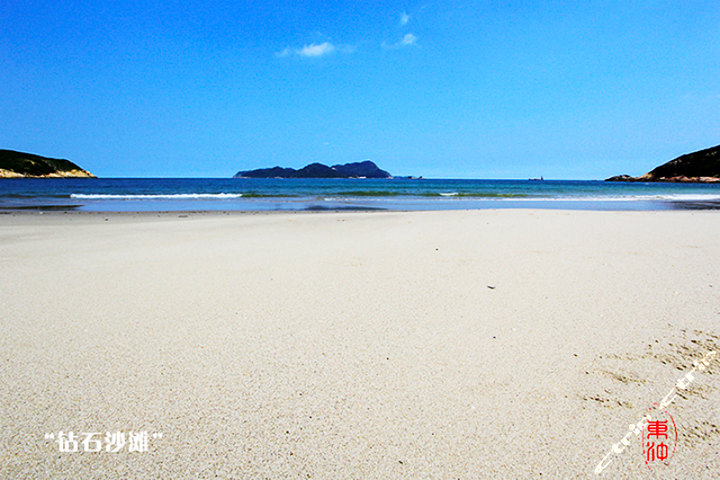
{"left": 646, "top": 194, "right": 720, "bottom": 201}
{"left": 70, "top": 193, "right": 244, "bottom": 199}
{"left": 68, "top": 192, "right": 720, "bottom": 203}
{"left": 504, "top": 194, "right": 720, "bottom": 202}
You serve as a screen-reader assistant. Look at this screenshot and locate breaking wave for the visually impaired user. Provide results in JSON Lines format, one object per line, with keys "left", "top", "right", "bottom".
{"left": 70, "top": 193, "right": 244, "bottom": 199}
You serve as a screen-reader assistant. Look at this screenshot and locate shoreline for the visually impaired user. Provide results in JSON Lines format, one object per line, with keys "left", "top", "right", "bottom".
{"left": 2, "top": 198, "right": 720, "bottom": 214}
{"left": 1, "top": 205, "right": 720, "bottom": 221}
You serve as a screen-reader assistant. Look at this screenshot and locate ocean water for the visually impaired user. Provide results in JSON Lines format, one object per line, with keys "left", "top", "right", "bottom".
{"left": 1, "top": 178, "right": 720, "bottom": 212}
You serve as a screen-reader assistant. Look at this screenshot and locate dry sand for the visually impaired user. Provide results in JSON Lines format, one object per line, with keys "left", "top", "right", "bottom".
{"left": 1, "top": 209, "right": 719, "bottom": 479}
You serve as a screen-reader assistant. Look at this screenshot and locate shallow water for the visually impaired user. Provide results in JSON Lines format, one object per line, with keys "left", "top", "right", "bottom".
{"left": 1, "top": 178, "right": 720, "bottom": 211}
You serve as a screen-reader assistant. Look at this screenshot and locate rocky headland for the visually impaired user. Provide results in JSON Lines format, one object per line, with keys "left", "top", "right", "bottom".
{"left": 0, "top": 149, "right": 95, "bottom": 178}
{"left": 606, "top": 144, "right": 720, "bottom": 183}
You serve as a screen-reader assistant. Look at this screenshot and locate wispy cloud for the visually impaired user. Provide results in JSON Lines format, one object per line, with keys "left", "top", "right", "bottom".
{"left": 399, "top": 33, "right": 417, "bottom": 46}
{"left": 383, "top": 33, "right": 418, "bottom": 49}
{"left": 298, "top": 42, "right": 335, "bottom": 57}
{"left": 400, "top": 12, "right": 410, "bottom": 25}
{"left": 276, "top": 47, "right": 292, "bottom": 58}
{"left": 276, "top": 41, "right": 356, "bottom": 58}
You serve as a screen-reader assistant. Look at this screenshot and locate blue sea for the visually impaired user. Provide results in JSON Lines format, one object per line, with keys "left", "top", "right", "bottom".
{"left": 1, "top": 178, "right": 720, "bottom": 212}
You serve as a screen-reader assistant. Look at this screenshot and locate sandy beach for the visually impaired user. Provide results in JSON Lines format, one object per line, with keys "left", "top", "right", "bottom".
{"left": 1, "top": 209, "right": 718, "bottom": 479}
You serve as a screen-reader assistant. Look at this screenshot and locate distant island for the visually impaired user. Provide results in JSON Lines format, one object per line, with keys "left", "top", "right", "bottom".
{"left": 0, "top": 149, "right": 95, "bottom": 178}
{"left": 234, "top": 160, "right": 391, "bottom": 179}
{"left": 606, "top": 144, "right": 720, "bottom": 183}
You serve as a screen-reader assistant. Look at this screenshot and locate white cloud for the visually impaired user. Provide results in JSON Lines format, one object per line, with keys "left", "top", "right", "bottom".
{"left": 400, "top": 12, "right": 410, "bottom": 25}
{"left": 383, "top": 33, "right": 418, "bottom": 49}
{"left": 400, "top": 33, "right": 417, "bottom": 46}
{"left": 276, "top": 41, "right": 356, "bottom": 58}
{"left": 298, "top": 42, "right": 335, "bottom": 57}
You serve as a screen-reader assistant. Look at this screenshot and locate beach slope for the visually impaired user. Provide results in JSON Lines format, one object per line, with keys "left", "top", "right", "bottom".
{"left": 1, "top": 210, "right": 718, "bottom": 479}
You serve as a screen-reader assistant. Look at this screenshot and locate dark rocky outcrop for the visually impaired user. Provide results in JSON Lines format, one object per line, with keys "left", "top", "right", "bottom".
{"left": 0, "top": 149, "right": 95, "bottom": 178}
{"left": 295, "top": 163, "right": 344, "bottom": 178}
{"left": 605, "top": 174, "right": 636, "bottom": 182}
{"left": 606, "top": 144, "right": 720, "bottom": 183}
{"left": 233, "top": 166, "right": 298, "bottom": 178}
{"left": 234, "top": 160, "right": 391, "bottom": 179}
{"left": 330, "top": 161, "right": 391, "bottom": 178}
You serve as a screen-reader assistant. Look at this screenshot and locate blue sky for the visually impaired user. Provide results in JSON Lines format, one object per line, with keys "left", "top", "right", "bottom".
{"left": 1, "top": 1, "right": 719, "bottom": 178}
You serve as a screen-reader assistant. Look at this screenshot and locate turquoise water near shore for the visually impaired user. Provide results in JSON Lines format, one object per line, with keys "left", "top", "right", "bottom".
{"left": 1, "top": 178, "right": 720, "bottom": 211}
